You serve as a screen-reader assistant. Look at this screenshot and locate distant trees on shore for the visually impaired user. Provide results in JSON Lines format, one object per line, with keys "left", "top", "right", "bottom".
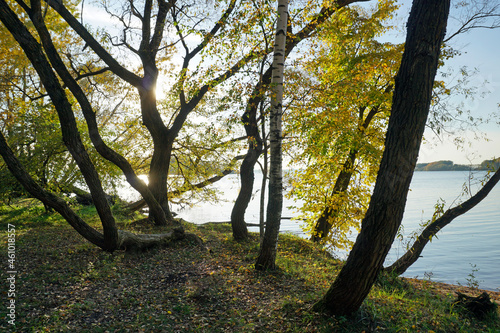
{"left": 416, "top": 158, "right": 500, "bottom": 171}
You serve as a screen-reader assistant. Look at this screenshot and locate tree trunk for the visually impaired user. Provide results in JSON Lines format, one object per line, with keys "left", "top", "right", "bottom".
{"left": 59, "top": 184, "right": 116, "bottom": 206}
{"left": 311, "top": 104, "right": 384, "bottom": 243}
{"left": 231, "top": 89, "right": 265, "bottom": 240}
{"left": 255, "top": 0, "right": 288, "bottom": 270}
{"left": 0, "top": 0, "right": 119, "bottom": 251}
{"left": 231, "top": 149, "right": 260, "bottom": 240}
{"left": 311, "top": 149, "right": 357, "bottom": 242}
{"left": 0, "top": 130, "right": 107, "bottom": 249}
{"left": 138, "top": 78, "right": 176, "bottom": 225}
{"left": 313, "top": 0, "right": 450, "bottom": 315}
{"left": 385, "top": 167, "right": 500, "bottom": 276}
{"left": 259, "top": 103, "right": 268, "bottom": 241}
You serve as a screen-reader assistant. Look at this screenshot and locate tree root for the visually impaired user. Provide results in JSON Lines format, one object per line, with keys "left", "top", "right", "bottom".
{"left": 453, "top": 291, "right": 498, "bottom": 320}
{"left": 117, "top": 227, "right": 205, "bottom": 252}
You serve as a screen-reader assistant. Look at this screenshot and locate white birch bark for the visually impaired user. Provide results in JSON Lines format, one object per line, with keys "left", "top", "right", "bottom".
{"left": 256, "top": 0, "right": 288, "bottom": 270}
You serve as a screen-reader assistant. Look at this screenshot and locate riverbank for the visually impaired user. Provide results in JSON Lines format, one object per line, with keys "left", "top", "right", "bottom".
{"left": 0, "top": 201, "right": 498, "bottom": 332}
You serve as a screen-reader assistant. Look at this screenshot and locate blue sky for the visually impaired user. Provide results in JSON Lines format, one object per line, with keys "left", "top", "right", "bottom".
{"left": 385, "top": 1, "right": 500, "bottom": 164}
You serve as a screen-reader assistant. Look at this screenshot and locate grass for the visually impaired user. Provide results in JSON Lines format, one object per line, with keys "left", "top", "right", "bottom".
{"left": 0, "top": 200, "right": 499, "bottom": 332}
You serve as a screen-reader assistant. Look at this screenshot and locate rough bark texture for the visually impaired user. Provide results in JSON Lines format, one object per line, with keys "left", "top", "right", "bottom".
{"left": 254, "top": 0, "right": 288, "bottom": 270}
{"left": 385, "top": 167, "right": 500, "bottom": 276}
{"left": 313, "top": 0, "right": 450, "bottom": 315}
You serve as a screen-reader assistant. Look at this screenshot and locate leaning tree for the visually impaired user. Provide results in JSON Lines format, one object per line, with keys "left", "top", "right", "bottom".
{"left": 313, "top": 0, "right": 451, "bottom": 315}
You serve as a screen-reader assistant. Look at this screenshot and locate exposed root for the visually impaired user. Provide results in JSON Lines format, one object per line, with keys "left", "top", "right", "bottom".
{"left": 117, "top": 227, "right": 205, "bottom": 252}
{"left": 453, "top": 291, "right": 498, "bottom": 320}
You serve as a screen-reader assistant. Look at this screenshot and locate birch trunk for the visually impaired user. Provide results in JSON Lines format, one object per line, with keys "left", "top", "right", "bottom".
{"left": 255, "top": 0, "right": 288, "bottom": 270}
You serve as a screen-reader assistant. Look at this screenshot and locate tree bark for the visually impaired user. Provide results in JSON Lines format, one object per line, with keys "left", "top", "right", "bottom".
{"left": 255, "top": 0, "right": 288, "bottom": 270}
{"left": 313, "top": 0, "right": 450, "bottom": 315}
{"left": 385, "top": 167, "right": 500, "bottom": 276}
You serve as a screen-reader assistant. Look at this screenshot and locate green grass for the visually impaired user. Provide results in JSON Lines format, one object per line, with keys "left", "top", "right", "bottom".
{"left": 0, "top": 201, "right": 498, "bottom": 332}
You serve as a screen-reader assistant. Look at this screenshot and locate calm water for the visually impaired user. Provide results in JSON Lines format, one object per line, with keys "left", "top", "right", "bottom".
{"left": 127, "top": 171, "right": 500, "bottom": 290}
{"left": 387, "top": 171, "right": 500, "bottom": 291}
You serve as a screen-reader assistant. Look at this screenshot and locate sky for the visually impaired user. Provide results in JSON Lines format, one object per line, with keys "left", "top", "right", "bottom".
{"left": 81, "top": 1, "right": 500, "bottom": 165}
{"left": 382, "top": 1, "right": 500, "bottom": 165}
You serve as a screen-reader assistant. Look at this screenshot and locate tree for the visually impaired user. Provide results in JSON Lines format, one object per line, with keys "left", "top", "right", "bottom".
{"left": 284, "top": 1, "right": 401, "bottom": 248}
{"left": 313, "top": 0, "right": 451, "bottom": 315}
{"left": 230, "top": 0, "right": 371, "bottom": 241}
{"left": 254, "top": 0, "right": 288, "bottom": 271}
{"left": 0, "top": 0, "right": 266, "bottom": 249}
{"left": 4, "top": 0, "right": 317, "bottom": 248}
{"left": 3, "top": 0, "right": 378, "bottom": 249}
{"left": 291, "top": 0, "right": 500, "bottom": 248}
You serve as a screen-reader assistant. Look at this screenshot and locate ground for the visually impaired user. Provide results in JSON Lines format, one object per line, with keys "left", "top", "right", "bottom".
{"left": 0, "top": 201, "right": 499, "bottom": 332}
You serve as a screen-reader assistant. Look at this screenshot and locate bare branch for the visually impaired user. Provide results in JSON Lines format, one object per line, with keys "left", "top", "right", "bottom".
{"left": 75, "top": 67, "right": 111, "bottom": 81}
{"left": 445, "top": 1, "right": 500, "bottom": 42}
{"left": 45, "top": 0, "right": 142, "bottom": 87}
{"left": 149, "top": 0, "right": 174, "bottom": 52}
{"left": 185, "top": 0, "right": 237, "bottom": 63}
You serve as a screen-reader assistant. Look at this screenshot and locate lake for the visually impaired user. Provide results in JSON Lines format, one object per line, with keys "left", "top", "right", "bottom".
{"left": 126, "top": 170, "right": 500, "bottom": 291}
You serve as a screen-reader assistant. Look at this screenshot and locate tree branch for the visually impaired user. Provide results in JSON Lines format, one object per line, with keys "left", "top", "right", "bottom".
{"left": 385, "top": 167, "right": 500, "bottom": 276}
{"left": 185, "top": 0, "right": 237, "bottom": 63}
{"left": 45, "top": 0, "right": 142, "bottom": 87}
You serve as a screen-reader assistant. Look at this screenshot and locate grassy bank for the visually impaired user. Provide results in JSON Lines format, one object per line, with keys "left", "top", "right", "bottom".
{"left": 1, "top": 200, "right": 499, "bottom": 332}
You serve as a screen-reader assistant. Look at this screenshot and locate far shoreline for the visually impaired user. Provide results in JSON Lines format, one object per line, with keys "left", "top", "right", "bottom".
{"left": 416, "top": 158, "right": 500, "bottom": 172}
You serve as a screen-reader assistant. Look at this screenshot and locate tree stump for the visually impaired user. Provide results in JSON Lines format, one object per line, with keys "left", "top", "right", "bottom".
{"left": 453, "top": 291, "right": 498, "bottom": 320}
